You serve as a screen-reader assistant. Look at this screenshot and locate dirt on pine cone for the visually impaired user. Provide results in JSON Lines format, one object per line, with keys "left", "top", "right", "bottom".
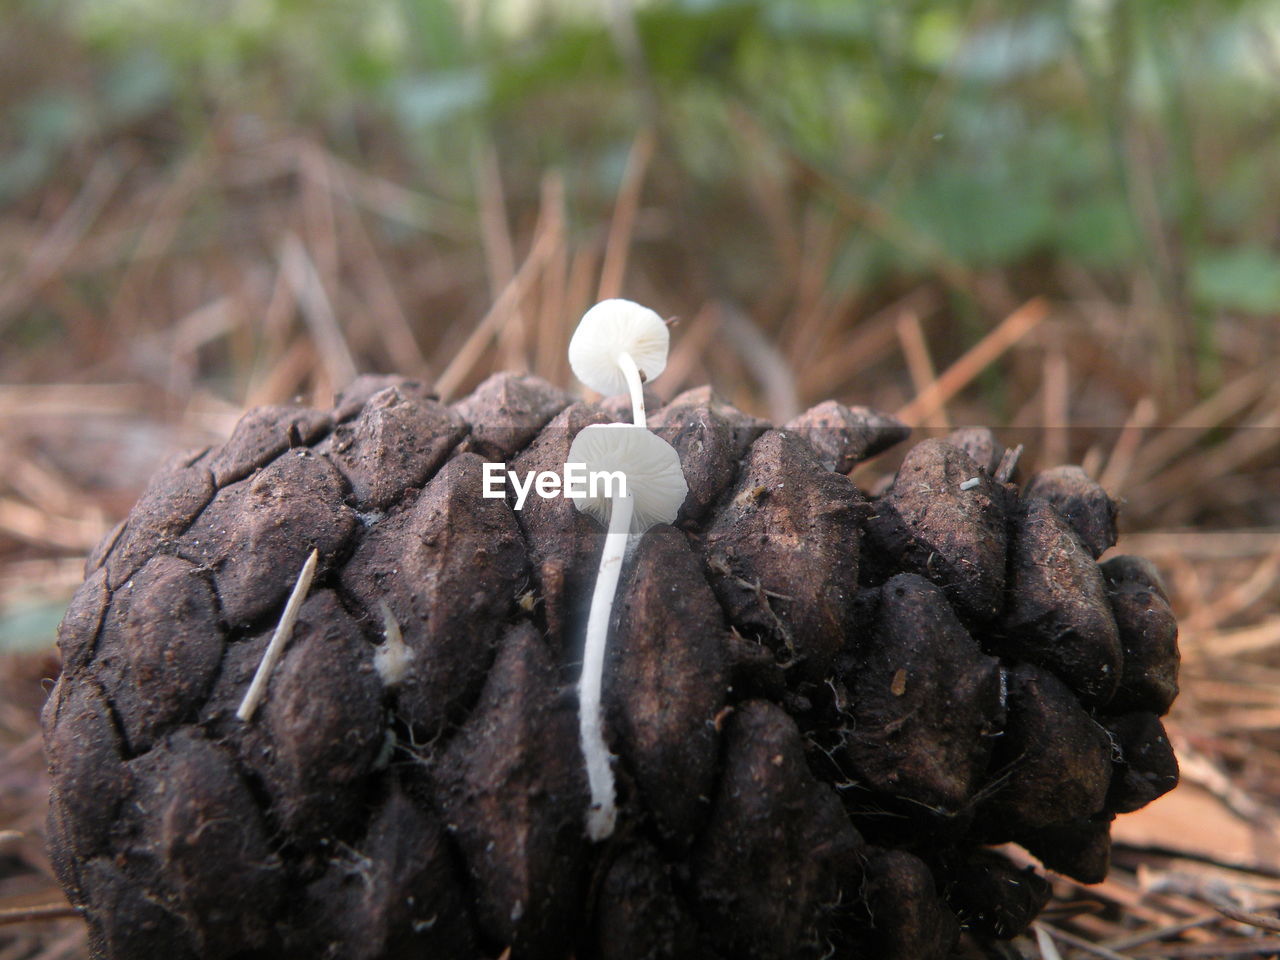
{"left": 43, "top": 373, "right": 1180, "bottom": 960}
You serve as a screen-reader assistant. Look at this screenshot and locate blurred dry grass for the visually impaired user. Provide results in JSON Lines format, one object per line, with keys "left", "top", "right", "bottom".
{"left": 1, "top": 107, "right": 1278, "bottom": 958}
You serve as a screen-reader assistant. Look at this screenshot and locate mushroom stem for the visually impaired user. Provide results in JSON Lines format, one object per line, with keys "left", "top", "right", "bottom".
{"left": 580, "top": 492, "right": 634, "bottom": 841}
{"left": 616, "top": 351, "right": 647, "bottom": 426}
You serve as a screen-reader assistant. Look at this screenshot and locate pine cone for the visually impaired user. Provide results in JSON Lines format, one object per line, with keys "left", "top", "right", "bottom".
{"left": 43, "top": 374, "right": 1179, "bottom": 960}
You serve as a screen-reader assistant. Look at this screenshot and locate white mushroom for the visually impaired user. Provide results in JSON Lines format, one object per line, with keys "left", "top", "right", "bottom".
{"left": 566, "top": 423, "right": 686, "bottom": 841}
{"left": 568, "top": 299, "right": 670, "bottom": 426}
{"left": 566, "top": 423, "right": 686, "bottom": 533}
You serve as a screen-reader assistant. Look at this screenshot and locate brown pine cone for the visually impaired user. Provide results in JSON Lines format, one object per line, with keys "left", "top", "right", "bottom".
{"left": 43, "top": 373, "right": 1179, "bottom": 960}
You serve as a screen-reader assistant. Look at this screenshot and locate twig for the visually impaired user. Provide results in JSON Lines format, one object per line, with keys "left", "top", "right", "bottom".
{"left": 0, "top": 904, "right": 81, "bottom": 927}
{"left": 281, "top": 234, "right": 359, "bottom": 389}
{"left": 1042, "top": 341, "right": 1071, "bottom": 468}
{"left": 1036, "top": 922, "right": 1137, "bottom": 960}
{"left": 894, "top": 299, "right": 1049, "bottom": 427}
{"left": 0, "top": 384, "right": 154, "bottom": 419}
{"left": 0, "top": 497, "right": 108, "bottom": 552}
{"left": 718, "top": 301, "right": 800, "bottom": 423}
{"left": 896, "top": 311, "right": 949, "bottom": 430}
{"left": 237, "top": 548, "right": 319, "bottom": 722}
{"left": 1138, "top": 402, "right": 1280, "bottom": 520}
{"left": 1034, "top": 923, "right": 1065, "bottom": 960}
{"left": 27, "top": 926, "right": 87, "bottom": 960}
{"left": 435, "top": 218, "right": 559, "bottom": 400}
{"left": 1136, "top": 940, "right": 1280, "bottom": 958}
{"left": 478, "top": 144, "right": 527, "bottom": 373}
{"left": 336, "top": 183, "right": 429, "bottom": 375}
{"left": 534, "top": 173, "right": 569, "bottom": 385}
{"left": 1119, "top": 529, "right": 1280, "bottom": 559}
{"left": 1125, "top": 369, "right": 1268, "bottom": 488}
{"left": 994, "top": 444, "right": 1023, "bottom": 484}
{"left": 1217, "top": 905, "right": 1280, "bottom": 934}
{"left": 1103, "top": 910, "right": 1234, "bottom": 951}
{"left": 0, "top": 153, "right": 123, "bottom": 333}
{"left": 1098, "top": 396, "right": 1158, "bottom": 495}
{"left": 1211, "top": 617, "right": 1280, "bottom": 658}
{"left": 597, "top": 129, "right": 656, "bottom": 302}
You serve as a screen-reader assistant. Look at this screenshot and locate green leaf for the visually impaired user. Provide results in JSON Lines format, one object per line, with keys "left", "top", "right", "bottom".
{"left": 1056, "top": 196, "right": 1138, "bottom": 266}
{"left": 0, "top": 599, "right": 66, "bottom": 653}
{"left": 104, "top": 49, "right": 174, "bottom": 120}
{"left": 393, "top": 68, "right": 489, "bottom": 130}
{"left": 899, "top": 168, "right": 1054, "bottom": 267}
{"left": 1190, "top": 246, "right": 1280, "bottom": 315}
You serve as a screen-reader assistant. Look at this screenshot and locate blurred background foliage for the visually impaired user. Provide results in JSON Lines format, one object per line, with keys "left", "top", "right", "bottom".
{"left": 6, "top": 0, "right": 1280, "bottom": 328}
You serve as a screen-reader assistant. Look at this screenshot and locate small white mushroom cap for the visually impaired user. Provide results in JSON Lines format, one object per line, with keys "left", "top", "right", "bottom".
{"left": 566, "top": 423, "right": 687, "bottom": 533}
{"left": 568, "top": 299, "right": 670, "bottom": 396}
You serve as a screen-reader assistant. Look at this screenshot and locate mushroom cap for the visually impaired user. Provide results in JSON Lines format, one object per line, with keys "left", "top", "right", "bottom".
{"left": 566, "top": 423, "right": 687, "bottom": 533}
{"left": 568, "top": 299, "right": 670, "bottom": 396}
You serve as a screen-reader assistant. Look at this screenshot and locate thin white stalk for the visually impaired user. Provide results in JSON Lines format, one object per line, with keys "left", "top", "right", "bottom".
{"left": 616, "top": 351, "right": 646, "bottom": 426}
{"left": 580, "top": 493, "right": 634, "bottom": 841}
{"left": 237, "top": 548, "right": 318, "bottom": 722}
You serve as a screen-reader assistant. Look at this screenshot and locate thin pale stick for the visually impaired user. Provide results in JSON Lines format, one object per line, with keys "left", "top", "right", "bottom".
{"left": 435, "top": 221, "right": 558, "bottom": 400}
{"left": 580, "top": 494, "right": 634, "bottom": 841}
{"left": 1033, "top": 924, "right": 1065, "bottom": 960}
{"left": 281, "top": 235, "right": 358, "bottom": 388}
{"left": 895, "top": 298, "right": 1049, "bottom": 427}
{"left": 237, "top": 549, "right": 319, "bottom": 722}
{"left": 1036, "top": 923, "right": 1137, "bottom": 960}
{"left": 1042, "top": 343, "right": 1070, "bottom": 468}
{"left": 1126, "top": 369, "right": 1268, "bottom": 487}
{"left": 0, "top": 904, "right": 81, "bottom": 926}
{"left": 598, "top": 130, "right": 655, "bottom": 302}
{"left": 896, "top": 311, "right": 949, "bottom": 430}
{"left": 1218, "top": 907, "right": 1280, "bottom": 936}
{"left": 719, "top": 302, "right": 800, "bottom": 423}
{"left": 994, "top": 444, "right": 1023, "bottom": 485}
{"left": 336, "top": 188, "right": 429, "bottom": 375}
{"left": 1098, "top": 396, "right": 1158, "bottom": 495}
{"left": 478, "top": 145, "right": 529, "bottom": 373}
{"left": 534, "top": 172, "right": 568, "bottom": 383}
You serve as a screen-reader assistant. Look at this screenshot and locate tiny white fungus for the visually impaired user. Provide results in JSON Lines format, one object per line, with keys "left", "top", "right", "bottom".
{"left": 566, "top": 424, "right": 687, "bottom": 534}
{"left": 564, "top": 298, "right": 687, "bottom": 842}
{"left": 960, "top": 477, "right": 980, "bottom": 491}
{"left": 568, "top": 299, "right": 669, "bottom": 425}
{"left": 374, "top": 600, "right": 413, "bottom": 687}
